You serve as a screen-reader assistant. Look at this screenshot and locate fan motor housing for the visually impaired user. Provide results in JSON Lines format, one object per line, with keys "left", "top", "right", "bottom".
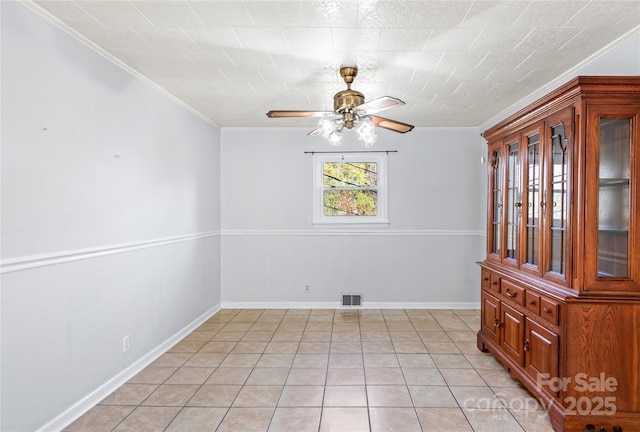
{"left": 334, "top": 89, "right": 364, "bottom": 113}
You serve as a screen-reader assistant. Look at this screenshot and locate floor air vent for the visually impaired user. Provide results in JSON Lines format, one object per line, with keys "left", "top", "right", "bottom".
{"left": 342, "top": 294, "right": 362, "bottom": 307}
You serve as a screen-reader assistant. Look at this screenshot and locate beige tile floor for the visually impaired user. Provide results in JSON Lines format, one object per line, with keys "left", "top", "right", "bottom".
{"left": 65, "top": 308, "right": 554, "bottom": 432}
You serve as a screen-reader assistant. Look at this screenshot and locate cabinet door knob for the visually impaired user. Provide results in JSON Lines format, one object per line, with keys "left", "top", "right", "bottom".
{"left": 523, "top": 340, "right": 530, "bottom": 351}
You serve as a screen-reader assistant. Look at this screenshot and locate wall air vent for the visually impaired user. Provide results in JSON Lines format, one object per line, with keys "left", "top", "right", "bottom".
{"left": 342, "top": 294, "right": 363, "bottom": 307}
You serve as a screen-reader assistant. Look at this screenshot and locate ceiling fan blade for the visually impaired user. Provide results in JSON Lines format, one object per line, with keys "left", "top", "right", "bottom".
{"left": 355, "top": 96, "right": 405, "bottom": 114}
{"left": 372, "top": 116, "right": 415, "bottom": 133}
{"left": 308, "top": 129, "right": 320, "bottom": 136}
{"left": 266, "top": 110, "right": 333, "bottom": 118}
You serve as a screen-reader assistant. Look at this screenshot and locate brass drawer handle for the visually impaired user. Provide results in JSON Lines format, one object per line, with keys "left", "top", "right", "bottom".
{"left": 528, "top": 300, "right": 536, "bottom": 305}
{"left": 543, "top": 307, "right": 552, "bottom": 314}
{"left": 505, "top": 288, "right": 517, "bottom": 298}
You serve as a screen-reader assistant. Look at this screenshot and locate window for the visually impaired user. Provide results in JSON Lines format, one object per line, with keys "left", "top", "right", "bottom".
{"left": 313, "top": 153, "right": 388, "bottom": 225}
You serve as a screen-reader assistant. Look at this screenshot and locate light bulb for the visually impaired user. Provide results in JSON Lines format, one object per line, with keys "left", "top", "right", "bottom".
{"left": 357, "top": 117, "right": 377, "bottom": 147}
{"left": 328, "top": 130, "right": 342, "bottom": 145}
{"left": 362, "top": 132, "right": 377, "bottom": 147}
{"left": 318, "top": 117, "right": 336, "bottom": 138}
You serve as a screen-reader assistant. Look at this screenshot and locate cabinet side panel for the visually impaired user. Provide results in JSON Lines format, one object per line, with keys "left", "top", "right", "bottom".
{"left": 565, "top": 302, "right": 640, "bottom": 413}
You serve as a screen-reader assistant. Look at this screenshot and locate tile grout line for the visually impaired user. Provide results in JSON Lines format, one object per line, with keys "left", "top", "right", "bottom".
{"left": 316, "top": 309, "right": 334, "bottom": 432}
{"left": 64, "top": 308, "right": 554, "bottom": 432}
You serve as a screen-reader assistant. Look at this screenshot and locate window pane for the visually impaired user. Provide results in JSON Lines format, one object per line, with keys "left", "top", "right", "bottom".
{"left": 323, "top": 190, "right": 378, "bottom": 216}
{"left": 323, "top": 162, "right": 377, "bottom": 188}
{"left": 314, "top": 153, "right": 387, "bottom": 224}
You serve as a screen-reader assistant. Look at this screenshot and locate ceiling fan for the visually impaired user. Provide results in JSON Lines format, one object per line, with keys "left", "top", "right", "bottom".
{"left": 266, "top": 66, "right": 414, "bottom": 146}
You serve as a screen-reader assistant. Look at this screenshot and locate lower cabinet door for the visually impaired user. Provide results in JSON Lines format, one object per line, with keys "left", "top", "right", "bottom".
{"left": 500, "top": 302, "right": 525, "bottom": 366}
{"left": 524, "top": 319, "right": 559, "bottom": 397}
{"left": 481, "top": 291, "right": 501, "bottom": 344}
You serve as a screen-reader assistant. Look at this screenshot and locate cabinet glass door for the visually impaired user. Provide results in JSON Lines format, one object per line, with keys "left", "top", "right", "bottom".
{"left": 544, "top": 110, "right": 572, "bottom": 284}
{"left": 597, "top": 118, "right": 630, "bottom": 277}
{"left": 489, "top": 147, "right": 502, "bottom": 258}
{"left": 506, "top": 139, "right": 521, "bottom": 265}
{"left": 524, "top": 130, "right": 541, "bottom": 272}
{"left": 585, "top": 107, "right": 639, "bottom": 293}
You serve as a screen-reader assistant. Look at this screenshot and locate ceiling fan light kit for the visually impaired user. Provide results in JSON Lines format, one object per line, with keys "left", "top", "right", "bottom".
{"left": 266, "top": 66, "right": 414, "bottom": 147}
{"left": 356, "top": 117, "right": 377, "bottom": 147}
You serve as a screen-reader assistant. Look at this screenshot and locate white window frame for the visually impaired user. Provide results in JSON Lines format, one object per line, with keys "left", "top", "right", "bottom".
{"left": 312, "top": 152, "right": 389, "bottom": 226}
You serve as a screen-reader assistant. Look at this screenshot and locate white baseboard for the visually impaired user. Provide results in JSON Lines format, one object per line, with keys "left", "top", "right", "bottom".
{"left": 37, "top": 304, "right": 221, "bottom": 432}
{"left": 222, "top": 301, "right": 340, "bottom": 309}
{"left": 221, "top": 301, "right": 480, "bottom": 310}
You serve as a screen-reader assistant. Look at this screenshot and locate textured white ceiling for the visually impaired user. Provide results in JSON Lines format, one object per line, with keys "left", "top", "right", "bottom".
{"left": 30, "top": 0, "right": 640, "bottom": 129}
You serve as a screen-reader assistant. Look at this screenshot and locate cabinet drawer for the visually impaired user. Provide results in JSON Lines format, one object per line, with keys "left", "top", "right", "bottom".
{"left": 525, "top": 291, "right": 541, "bottom": 315}
{"left": 481, "top": 271, "right": 491, "bottom": 290}
{"left": 489, "top": 275, "right": 501, "bottom": 294}
{"left": 540, "top": 298, "right": 559, "bottom": 325}
{"left": 502, "top": 280, "right": 525, "bottom": 306}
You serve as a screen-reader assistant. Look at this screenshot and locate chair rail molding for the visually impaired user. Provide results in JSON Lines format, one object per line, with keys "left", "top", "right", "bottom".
{"left": 221, "top": 229, "right": 486, "bottom": 237}
{"left": 0, "top": 231, "right": 220, "bottom": 274}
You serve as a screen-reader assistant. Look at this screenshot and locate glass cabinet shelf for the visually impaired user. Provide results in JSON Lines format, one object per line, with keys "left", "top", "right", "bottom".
{"left": 599, "top": 178, "right": 630, "bottom": 186}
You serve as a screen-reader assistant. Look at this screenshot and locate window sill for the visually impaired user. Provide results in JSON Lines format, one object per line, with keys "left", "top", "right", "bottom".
{"left": 312, "top": 220, "right": 390, "bottom": 229}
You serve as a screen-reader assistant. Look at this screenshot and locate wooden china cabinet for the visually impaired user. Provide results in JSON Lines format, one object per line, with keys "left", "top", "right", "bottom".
{"left": 478, "top": 76, "right": 640, "bottom": 432}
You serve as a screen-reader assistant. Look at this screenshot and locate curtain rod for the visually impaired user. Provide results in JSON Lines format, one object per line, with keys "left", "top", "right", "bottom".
{"left": 304, "top": 150, "right": 398, "bottom": 154}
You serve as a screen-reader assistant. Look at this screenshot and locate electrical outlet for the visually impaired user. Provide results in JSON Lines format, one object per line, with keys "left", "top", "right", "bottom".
{"left": 122, "top": 335, "right": 130, "bottom": 352}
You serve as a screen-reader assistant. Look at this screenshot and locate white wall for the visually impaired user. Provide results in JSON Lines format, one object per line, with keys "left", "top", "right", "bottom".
{"left": 221, "top": 127, "right": 486, "bottom": 307}
{"left": 219, "top": 26, "right": 640, "bottom": 309}
{"left": 0, "top": 2, "right": 221, "bottom": 431}
{"left": 2, "top": 1, "right": 637, "bottom": 430}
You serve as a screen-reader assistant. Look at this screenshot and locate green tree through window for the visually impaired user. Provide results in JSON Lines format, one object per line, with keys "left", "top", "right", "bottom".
{"left": 313, "top": 152, "right": 388, "bottom": 225}
{"left": 323, "top": 162, "right": 378, "bottom": 216}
